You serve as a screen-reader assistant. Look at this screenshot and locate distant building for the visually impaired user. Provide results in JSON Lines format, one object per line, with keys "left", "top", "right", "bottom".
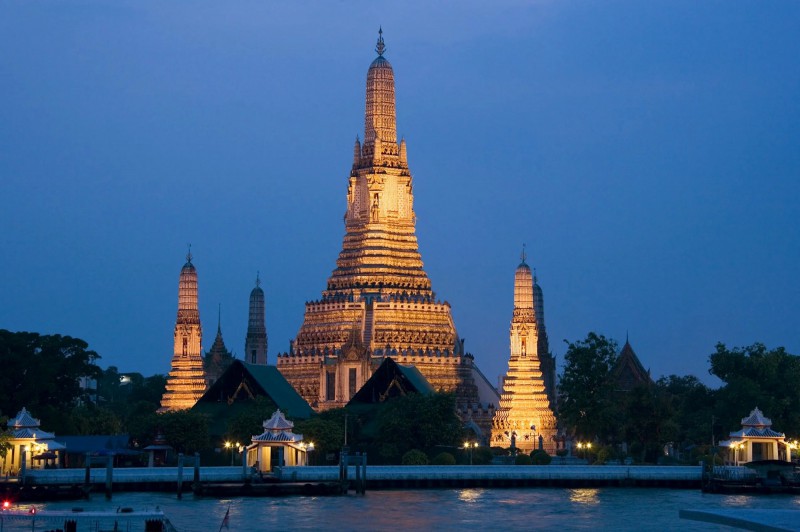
{"left": 720, "top": 407, "right": 796, "bottom": 463}
{"left": 612, "top": 338, "right": 652, "bottom": 392}
{"left": 276, "top": 30, "right": 497, "bottom": 436}
{"left": 160, "top": 251, "right": 207, "bottom": 411}
{"left": 192, "top": 359, "right": 312, "bottom": 440}
{"left": 204, "top": 306, "right": 235, "bottom": 387}
{"left": 492, "top": 252, "right": 558, "bottom": 454}
{"left": 244, "top": 274, "right": 268, "bottom": 365}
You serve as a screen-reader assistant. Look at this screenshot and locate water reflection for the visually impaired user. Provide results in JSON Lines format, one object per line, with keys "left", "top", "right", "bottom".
{"left": 458, "top": 489, "right": 482, "bottom": 503}
{"left": 569, "top": 488, "right": 600, "bottom": 505}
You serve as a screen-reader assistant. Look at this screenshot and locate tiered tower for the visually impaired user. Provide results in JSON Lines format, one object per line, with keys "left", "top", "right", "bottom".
{"left": 491, "top": 251, "right": 558, "bottom": 454}
{"left": 533, "top": 270, "right": 557, "bottom": 407}
{"left": 245, "top": 274, "right": 268, "bottom": 365}
{"left": 160, "top": 251, "right": 208, "bottom": 411}
{"left": 278, "top": 31, "right": 493, "bottom": 427}
{"left": 204, "top": 305, "right": 234, "bottom": 386}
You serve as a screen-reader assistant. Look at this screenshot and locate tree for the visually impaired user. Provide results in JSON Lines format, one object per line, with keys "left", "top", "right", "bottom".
{"left": 559, "top": 333, "right": 619, "bottom": 442}
{"left": 0, "top": 330, "right": 102, "bottom": 427}
{"left": 372, "top": 393, "right": 463, "bottom": 463}
{"left": 709, "top": 343, "right": 800, "bottom": 437}
{"left": 294, "top": 415, "right": 344, "bottom": 465}
{"left": 69, "top": 404, "right": 123, "bottom": 435}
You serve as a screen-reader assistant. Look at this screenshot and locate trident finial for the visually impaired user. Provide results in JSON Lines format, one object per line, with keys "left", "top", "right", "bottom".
{"left": 375, "top": 26, "right": 386, "bottom": 56}
{"left": 255, "top": 271, "right": 261, "bottom": 288}
{"left": 217, "top": 303, "right": 222, "bottom": 332}
{"left": 520, "top": 243, "right": 527, "bottom": 264}
{"left": 186, "top": 243, "right": 193, "bottom": 263}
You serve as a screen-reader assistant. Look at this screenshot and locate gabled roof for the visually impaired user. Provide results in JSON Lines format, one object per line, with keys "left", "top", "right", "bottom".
{"left": 194, "top": 360, "right": 312, "bottom": 420}
{"left": 348, "top": 357, "right": 434, "bottom": 405}
{"left": 612, "top": 340, "right": 652, "bottom": 391}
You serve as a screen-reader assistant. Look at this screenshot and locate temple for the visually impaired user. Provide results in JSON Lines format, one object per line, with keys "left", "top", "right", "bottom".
{"left": 203, "top": 305, "right": 234, "bottom": 387}
{"left": 492, "top": 251, "right": 558, "bottom": 454}
{"left": 277, "top": 30, "right": 497, "bottom": 436}
{"left": 612, "top": 337, "right": 652, "bottom": 392}
{"left": 160, "top": 251, "right": 208, "bottom": 411}
{"left": 245, "top": 273, "right": 268, "bottom": 365}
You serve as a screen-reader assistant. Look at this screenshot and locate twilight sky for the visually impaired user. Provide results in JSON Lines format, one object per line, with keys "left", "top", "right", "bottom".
{"left": 1, "top": 1, "right": 798, "bottom": 389}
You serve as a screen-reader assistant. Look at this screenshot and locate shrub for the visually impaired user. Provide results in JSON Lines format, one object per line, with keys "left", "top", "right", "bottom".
{"left": 595, "top": 446, "right": 612, "bottom": 465}
{"left": 473, "top": 446, "right": 494, "bottom": 465}
{"left": 556, "top": 449, "right": 568, "bottom": 458}
{"left": 530, "top": 450, "right": 552, "bottom": 465}
{"left": 432, "top": 452, "right": 456, "bottom": 465}
{"left": 401, "top": 449, "right": 429, "bottom": 465}
{"left": 515, "top": 454, "right": 532, "bottom": 465}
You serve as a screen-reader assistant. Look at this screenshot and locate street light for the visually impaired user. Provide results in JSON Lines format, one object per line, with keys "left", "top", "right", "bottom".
{"left": 224, "top": 441, "right": 240, "bottom": 466}
{"left": 463, "top": 441, "right": 478, "bottom": 465}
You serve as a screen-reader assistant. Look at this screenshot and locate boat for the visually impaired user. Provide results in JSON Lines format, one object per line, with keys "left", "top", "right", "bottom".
{"left": 0, "top": 502, "right": 177, "bottom": 531}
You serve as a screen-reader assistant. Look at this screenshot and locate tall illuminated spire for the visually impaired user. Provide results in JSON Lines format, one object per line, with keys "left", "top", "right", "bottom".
{"left": 492, "top": 250, "right": 558, "bottom": 454}
{"left": 284, "top": 30, "right": 467, "bottom": 412}
{"left": 364, "top": 27, "right": 397, "bottom": 146}
{"left": 160, "top": 251, "right": 207, "bottom": 411}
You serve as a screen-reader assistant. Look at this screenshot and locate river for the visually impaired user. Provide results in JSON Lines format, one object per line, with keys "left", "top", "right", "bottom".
{"left": 23, "top": 488, "right": 800, "bottom": 531}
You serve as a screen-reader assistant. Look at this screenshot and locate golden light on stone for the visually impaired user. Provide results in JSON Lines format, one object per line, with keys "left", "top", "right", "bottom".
{"left": 159, "top": 251, "right": 208, "bottom": 411}
{"left": 277, "top": 30, "right": 496, "bottom": 436}
{"left": 491, "top": 255, "right": 558, "bottom": 454}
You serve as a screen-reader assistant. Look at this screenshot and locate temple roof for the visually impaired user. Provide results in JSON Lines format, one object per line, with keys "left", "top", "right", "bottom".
{"left": 8, "top": 407, "right": 40, "bottom": 429}
{"left": 612, "top": 339, "right": 652, "bottom": 391}
{"left": 349, "top": 357, "right": 434, "bottom": 405}
{"left": 262, "top": 409, "right": 294, "bottom": 431}
{"left": 741, "top": 407, "right": 772, "bottom": 428}
{"left": 194, "top": 360, "right": 312, "bottom": 421}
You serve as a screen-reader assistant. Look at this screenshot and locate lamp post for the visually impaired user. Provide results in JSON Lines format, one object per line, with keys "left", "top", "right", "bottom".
{"left": 224, "top": 441, "right": 240, "bottom": 466}
{"left": 464, "top": 441, "right": 478, "bottom": 465}
{"left": 304, "top": 442, "right": 315, "bottom": 466}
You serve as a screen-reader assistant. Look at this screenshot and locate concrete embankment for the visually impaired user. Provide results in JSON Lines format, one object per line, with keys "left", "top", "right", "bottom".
{"left": 275, "top": 465, "right": 702, "bottom": 489}
{"left": 7, "top": 464, "right": 702, "bottom": 498}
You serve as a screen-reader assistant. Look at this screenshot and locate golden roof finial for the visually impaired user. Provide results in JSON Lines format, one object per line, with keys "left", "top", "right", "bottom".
{"left": 376, "top": 26, "right": 386, "bottom": 56}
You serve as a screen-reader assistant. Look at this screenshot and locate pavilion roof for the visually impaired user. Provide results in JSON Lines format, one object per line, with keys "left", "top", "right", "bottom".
{"left": 8, "top": 407, "right": 40, "bottom": 429}
{"left": 741, "top": 407, "right": 772, "bottom": 428}
{"left": 10, "top": 427, "right": 56, "bottom": 440}
{"left": 251, "top": 431, "right": 302, "bottom": 443}
{"left": 262, "top": 409, "right": 294, "bottom": 431}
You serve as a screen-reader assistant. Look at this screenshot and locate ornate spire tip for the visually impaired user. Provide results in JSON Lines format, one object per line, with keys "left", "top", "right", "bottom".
{"left": 375, "top": 26, "right": 386, "bottom": 56}
{"left": 186, "top": 243, "right": 193, "bottom": 263}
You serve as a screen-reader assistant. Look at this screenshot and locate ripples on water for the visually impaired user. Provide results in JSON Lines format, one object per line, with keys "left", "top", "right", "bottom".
{"left": 30, "top": 488, "right": 800, "bottom": 531}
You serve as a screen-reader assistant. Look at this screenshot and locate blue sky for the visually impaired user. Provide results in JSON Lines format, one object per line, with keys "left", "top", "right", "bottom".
{"left": 1, "top": 1, "right": 798, "bottom": 388}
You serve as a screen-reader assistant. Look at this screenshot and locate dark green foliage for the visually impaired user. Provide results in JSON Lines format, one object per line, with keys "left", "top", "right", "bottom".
{"left": 530, "top": 449, "right": 552, "bottom": 465}
{"left": 131, "top": 410, "right": 211, "bottom": 454}
{"left": 0, "top": 330, "right": 102, "bottom": 427}
{"left": 401, "top": 449, "right": 429, "bottom": 465}
{"left": 709, "top": 343, "right": 800, "bottom": 437}
{"left": 559, "top": 333, "right": 619, "bottom": 442}
{"left": 294, "top": 413, "right": 345, "bottom": 465}
{"left": 515, "top": 454, "right": 532, "bottom": 465}
{"left": 372, "top": 393, "right": 463, "bottom": 463}
{"left": 69, "top": 404, "right": 123, "bottom": 435}
{"left": 432, "top": 452, "right": 456, "bottom": 465}
{"left": 224, "top": 396, "right": 279, "bottom": 444}
{"left": 472, "top": 446, "right": 494, "bottom": 465}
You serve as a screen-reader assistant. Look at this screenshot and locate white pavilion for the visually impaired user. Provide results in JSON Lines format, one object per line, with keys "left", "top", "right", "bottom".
{"left": 720, "top": 407, "right": 797, "bottom": 465}
{"left": 245, "top": 409, "right": 312, "bottom": 473}
{"left": 1, "top": 407, "right": 65, "bottom": 475}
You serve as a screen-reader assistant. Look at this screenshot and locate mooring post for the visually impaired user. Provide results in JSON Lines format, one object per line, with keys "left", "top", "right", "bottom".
{"left": 84, "top": 453, "right": 91, "bottom": 498}
{"left": 193, "top": 453, "right": 201, "bottom": 493}
{"left": 340, "top": 449, "right": 348, "bottom": 494}
{"left": 177, "top": 453, "right": 184, "bottom": 499}
{"left": 362, "top": 453, "right": 368, "bottom": 494}
{"left": 105, "top": 453, "right": 114, "bottom": 500}
{"left": 19, "top": 448, "right": 27, "bottom": 486}
{"left": 354, "top": 453, "right": 361, "bottom": 495}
